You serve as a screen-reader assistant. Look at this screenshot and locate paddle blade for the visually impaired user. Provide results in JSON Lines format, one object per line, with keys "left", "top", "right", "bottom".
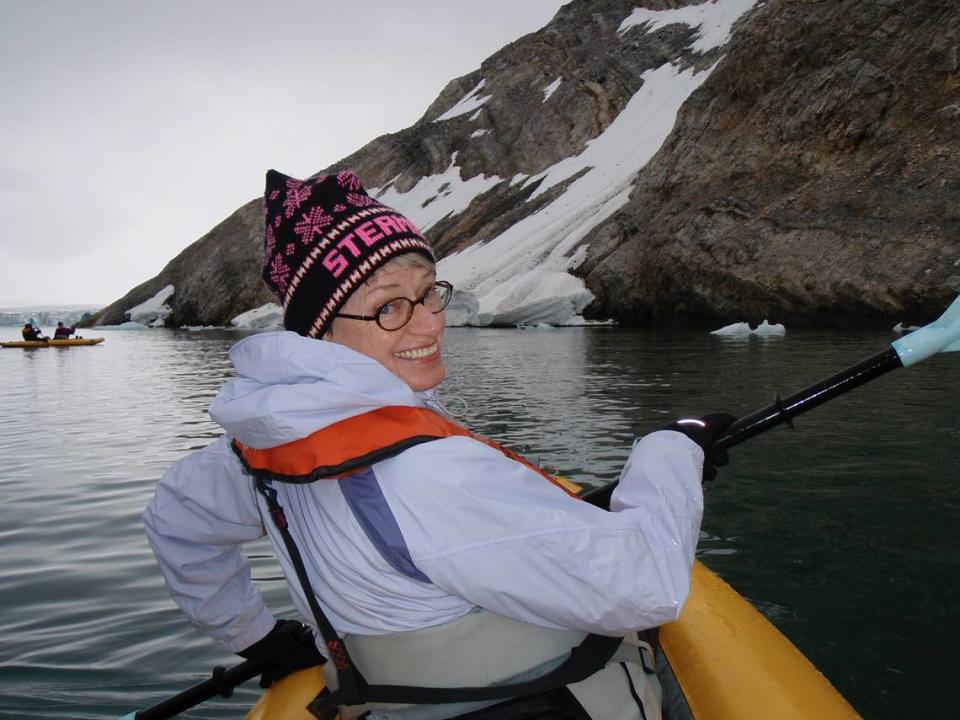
{"left": 892, "top": 295, "right": 960, "bottom": 367}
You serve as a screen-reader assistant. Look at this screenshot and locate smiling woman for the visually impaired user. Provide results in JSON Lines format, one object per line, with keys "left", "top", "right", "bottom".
{"left": 140, "top": 167, "right": 719, "bottom": 720}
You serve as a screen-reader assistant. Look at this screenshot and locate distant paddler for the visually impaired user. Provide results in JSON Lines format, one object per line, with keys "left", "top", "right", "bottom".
{"left": 21, "top": 322, "right": 48, "bottom": 341}
{"left": 53, "top": 321, "right": 76, "bottom": 339}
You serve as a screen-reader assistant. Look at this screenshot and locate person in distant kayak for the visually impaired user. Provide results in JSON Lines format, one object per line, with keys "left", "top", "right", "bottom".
{"left": 21, "top": 323, "right": 48, "bottom": 341}
{"left": 143, "top": 170, "right": 733, "bottom": 720}
{"left": 53, "top": 321, "right": 75, "bottom": 339}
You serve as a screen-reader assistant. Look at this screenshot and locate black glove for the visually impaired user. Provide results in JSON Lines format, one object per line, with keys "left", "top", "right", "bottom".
{"left": 662, "top": 413, "right": 737, "bottom": 483}
{"left": 238, "top": 619, "right": 326, "bottom": 688}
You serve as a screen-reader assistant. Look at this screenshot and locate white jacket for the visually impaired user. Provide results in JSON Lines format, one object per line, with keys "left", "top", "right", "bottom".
{"left": 142, "top": 331, "right": 705, "bottom": 653}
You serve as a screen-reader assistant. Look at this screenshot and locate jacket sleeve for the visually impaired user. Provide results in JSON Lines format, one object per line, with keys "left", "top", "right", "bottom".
{"left": 141, "top": 437, "right": 276, "bottom": 653}
{"left": 378, "top": 430, "right": 704, "bottom": 636}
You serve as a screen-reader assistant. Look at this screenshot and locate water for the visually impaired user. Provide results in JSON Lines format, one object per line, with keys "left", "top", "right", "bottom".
{"left": 1, "top": 326, "right": 957, "bottom": 719}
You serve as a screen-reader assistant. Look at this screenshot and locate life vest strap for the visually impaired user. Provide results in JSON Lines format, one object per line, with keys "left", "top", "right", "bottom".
{"left": 308, "top": 633, "right": 622, "bottom": 716}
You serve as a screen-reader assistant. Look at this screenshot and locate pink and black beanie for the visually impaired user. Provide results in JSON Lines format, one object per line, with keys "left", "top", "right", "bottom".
{"left": 261, "top": 169, "right": 435, "bottom": 338}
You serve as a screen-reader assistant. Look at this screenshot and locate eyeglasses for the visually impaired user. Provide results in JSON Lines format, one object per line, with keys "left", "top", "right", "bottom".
{"left": 336, "top": 281, "right": 453, "bottom": 331}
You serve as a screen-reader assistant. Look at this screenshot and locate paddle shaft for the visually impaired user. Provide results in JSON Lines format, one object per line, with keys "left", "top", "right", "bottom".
{"left": 132, "top": 659, "right": 265, "bottom": 720}
{"left": 581, "top": 346, "right": 903, "bottom": 507}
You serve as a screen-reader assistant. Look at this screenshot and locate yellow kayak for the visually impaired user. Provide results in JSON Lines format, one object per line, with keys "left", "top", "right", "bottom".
{"left": 1, "top": 337, "right": 105, "bottom": 348}
{"left": 243, "top": 560, "right": 860, "bottom": 720}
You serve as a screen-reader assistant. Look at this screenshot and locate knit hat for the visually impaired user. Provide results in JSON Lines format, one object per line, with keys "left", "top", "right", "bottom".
{"left": 261, "top": 169, "right": 435, "bottom": 338}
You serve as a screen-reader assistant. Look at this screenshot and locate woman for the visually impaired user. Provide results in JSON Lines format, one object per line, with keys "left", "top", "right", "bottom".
{"left": 143, "top": 170, "right": 732, "bottom": 719}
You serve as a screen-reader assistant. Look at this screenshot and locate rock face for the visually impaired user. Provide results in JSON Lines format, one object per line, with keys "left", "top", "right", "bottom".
{"left": 87, "top": 0, "right": 960, "bottom": 329}
{"left": 582, "top": 0, "right": 960, "bottom": 327}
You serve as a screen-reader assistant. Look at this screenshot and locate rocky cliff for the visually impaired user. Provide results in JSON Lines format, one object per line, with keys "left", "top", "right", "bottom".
{"left": 582, "top": 0, "right": 960, "bottom": 327}
{"left": 87, "top": 0, "right": 960, "bottom": 329}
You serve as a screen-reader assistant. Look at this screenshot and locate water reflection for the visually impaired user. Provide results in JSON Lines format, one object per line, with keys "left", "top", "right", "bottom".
{"left": 0, "top": 325, "right": 957, "bottom": 719}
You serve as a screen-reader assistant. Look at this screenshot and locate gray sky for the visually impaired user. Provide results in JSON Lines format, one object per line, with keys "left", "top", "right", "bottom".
{"left": 0, "top": 0, "right": 567, "bottom": 309}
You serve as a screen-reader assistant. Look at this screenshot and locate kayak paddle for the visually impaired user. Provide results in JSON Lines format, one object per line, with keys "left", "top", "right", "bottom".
{"left": 118, "top": 659, "right": 265, "bottom": 720}
{"left": 583, "top": 295, "right": 960, "bottom": 507}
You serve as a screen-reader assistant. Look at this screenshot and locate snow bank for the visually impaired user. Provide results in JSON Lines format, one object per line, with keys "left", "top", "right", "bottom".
{"left": 444, "top": 291, "right": 479, "bottom": 327}
{"left": 231, "top": 303, "right": 284, "bottom": 330}
{"left": 711, "top": 320, "right": 786, "bottom": 337}
{"left": 126, "top": 285, "right": 174, "bottom": 327}
{"left": 437, "top": 61, "right": 717, "bottom": 325}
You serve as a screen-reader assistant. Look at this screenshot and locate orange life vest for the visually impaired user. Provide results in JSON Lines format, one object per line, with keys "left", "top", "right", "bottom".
{"left": 233, "top": 405, "right": 579, "bottom": 497}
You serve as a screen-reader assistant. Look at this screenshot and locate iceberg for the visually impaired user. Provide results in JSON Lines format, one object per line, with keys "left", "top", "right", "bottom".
{"left": 711, "top": 320, "right": 786, "bottom": 337}
{"left": 231, "top": 303, "right": 284, "bottom": 330}
{"left": 710, "top": 321, "right": 753, "bottom": 337}
{"left": 753, "top": 319, "right": 786, "bottom": 337}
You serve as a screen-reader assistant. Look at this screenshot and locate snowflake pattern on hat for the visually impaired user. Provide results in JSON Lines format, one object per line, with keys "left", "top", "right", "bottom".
{"left": 264, "top": 224, "right": 276, "bottom": 259}
{"left": 337, "top": 171, "right": 362, "bottom": 191}
{"left": 283, "top": 178, "right": 314, "bottom": 218}
{"left": 267, "top": 254, "right": 291, "bottom": 294}
{"left": 294, "top": 206, "right": 334, "bottom": 245}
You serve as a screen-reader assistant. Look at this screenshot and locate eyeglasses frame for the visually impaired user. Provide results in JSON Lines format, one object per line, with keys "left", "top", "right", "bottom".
{"left": 335, "top": 280, "right": 454, "bottom": 331}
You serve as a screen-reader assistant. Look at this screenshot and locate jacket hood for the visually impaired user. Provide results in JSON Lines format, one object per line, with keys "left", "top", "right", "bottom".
{"left": 210, "top": 331, "right": 428, "bottom": 449}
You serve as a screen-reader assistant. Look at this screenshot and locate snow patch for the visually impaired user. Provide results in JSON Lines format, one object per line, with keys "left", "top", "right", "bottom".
{"left": 434, "top": 61, "right": 719, "bottom": 326}
{"left": 470, "top": 129, "right": 490, "bottom": 139}
{"left": 435, "top": 80, "right": 492, "bottom": 122}
{"left": 370, "top": 155, "right": 502, "bottom": 232}
{"left": 618, "top": 0, "right": 757, "bottom": 54}
{"left": 542, "top": 77, "right": 562, "bottom": 102}
{"left": 126, "top": 284, "right": 174, "bottom": 327}
{"left": 231, "top": 303, "right": 284, "bottom": 330}
{"left": 524, "top": 61, "right": 714, "bottom": 201}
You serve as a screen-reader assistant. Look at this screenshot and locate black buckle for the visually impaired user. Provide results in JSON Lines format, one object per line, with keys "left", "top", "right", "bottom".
{"left": 307, "top": 687, "right": 341, "bottom": 719}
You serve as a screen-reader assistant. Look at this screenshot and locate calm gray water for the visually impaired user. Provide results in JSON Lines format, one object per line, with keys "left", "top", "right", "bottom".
{"left": 0, "top": 326, "right": 957, "bottom": 719}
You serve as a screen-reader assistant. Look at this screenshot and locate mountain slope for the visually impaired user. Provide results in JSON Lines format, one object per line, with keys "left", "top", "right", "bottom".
{"left": 87, "top": 0, "right": 959, "bottom": 329}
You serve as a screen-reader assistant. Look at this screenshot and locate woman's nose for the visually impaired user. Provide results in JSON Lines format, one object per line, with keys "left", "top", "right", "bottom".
{"left": 408, "top": 301, "right": 444, "bottom": 332}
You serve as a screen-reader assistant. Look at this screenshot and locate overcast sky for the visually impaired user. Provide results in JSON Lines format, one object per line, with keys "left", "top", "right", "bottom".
{"left": 0, "top": 0, "right": 567, "bottom": 309}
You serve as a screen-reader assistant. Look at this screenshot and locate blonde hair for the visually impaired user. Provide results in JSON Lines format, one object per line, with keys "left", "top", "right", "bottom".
{"left": 382, "top": 251, "right": 435, "bottom": 273}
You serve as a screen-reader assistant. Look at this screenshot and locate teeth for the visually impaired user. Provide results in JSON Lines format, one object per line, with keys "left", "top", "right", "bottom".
{"left": 395, "top": 342, "right": 438, "bottom": 360}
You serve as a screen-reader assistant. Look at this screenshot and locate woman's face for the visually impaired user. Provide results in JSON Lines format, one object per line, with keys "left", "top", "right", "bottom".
{"left": 324, "top": 260, "right": 446, "bottom": 392}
